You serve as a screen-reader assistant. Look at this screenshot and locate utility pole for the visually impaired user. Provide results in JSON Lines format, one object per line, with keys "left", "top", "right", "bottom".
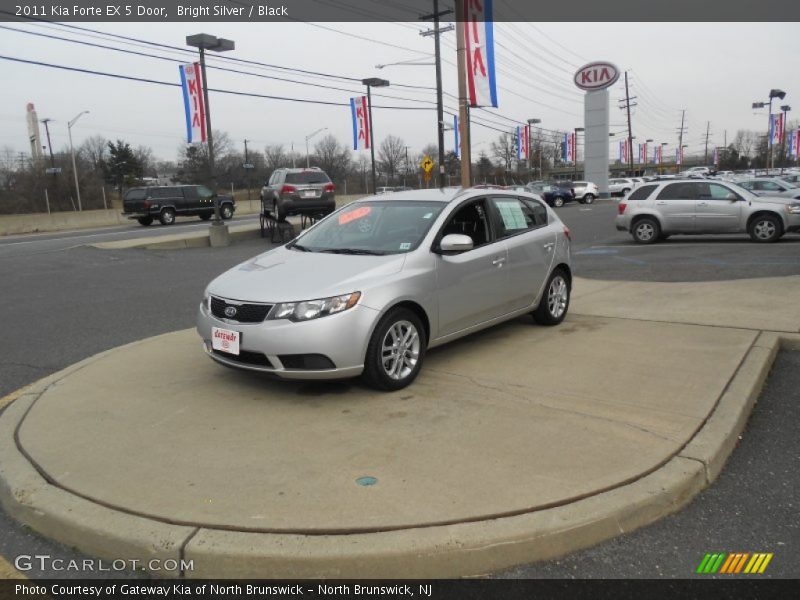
{"left": 455, "top": 0, "right": 471, "bottom": 187}
{"left": 704, "top": 121, "right": 711, "bottom": 165}
{"left": 244, "top": 138, "right": 250, "bottom": 201}
{"left": 420, "top": 0, "right": 453, "bottom": 188}
{"left": 677, "top": 110, "right": 687, "bottom": 173}
{"left": 404, "top": 145, "right": 410, "bottom": 187}
{"left": 41, "top": 118, "right": 55, "bottom": 168}
{"left": 620, "top": 71, "right": 635, "bottom": 175}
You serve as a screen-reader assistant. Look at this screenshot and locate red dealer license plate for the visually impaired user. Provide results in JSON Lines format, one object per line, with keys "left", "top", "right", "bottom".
{"left": 212, "top": 327, "right": 240, "bottom": 355}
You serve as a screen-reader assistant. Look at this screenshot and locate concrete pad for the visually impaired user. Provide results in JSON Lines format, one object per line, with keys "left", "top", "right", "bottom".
{"left": 571, "top": 276, "right": 800, "bottom": 333}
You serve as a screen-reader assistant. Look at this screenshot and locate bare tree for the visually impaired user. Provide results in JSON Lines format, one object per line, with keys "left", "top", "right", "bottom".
{"left": 378, "top": 135, "right": 406, "bottom": 183}
{"left": 491, "top": 132, "right": 516, "bottom": 170}
{"left": 312, "top": 134, "right": 352, "bottom": 182}
{"left": 79, "top": 135, "right": 108, "bottom": 173}
{"left": 263, "top": 144, "right": 287, "bottom": 176}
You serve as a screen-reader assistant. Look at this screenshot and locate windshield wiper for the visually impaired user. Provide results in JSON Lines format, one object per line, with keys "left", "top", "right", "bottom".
{"left": 317, "top": 248, "right": 386, "bottom": 255}
{"left": 288, "top": 242, "right": 311, "bottom": 251}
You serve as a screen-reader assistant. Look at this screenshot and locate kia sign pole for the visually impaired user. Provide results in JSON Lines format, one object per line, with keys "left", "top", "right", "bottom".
{"left": 361, "top": 78, "right": 389, "bottom": 194}
{"left": 574, "top": 62, "right": 619, "bottom": 198}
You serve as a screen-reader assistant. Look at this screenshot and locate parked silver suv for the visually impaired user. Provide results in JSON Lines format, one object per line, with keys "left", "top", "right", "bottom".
{"left": 260, "top": 167, "right": 336, "bottom": 221}
{"left": 616, "top": 179, "right": 800, "bottom": 243}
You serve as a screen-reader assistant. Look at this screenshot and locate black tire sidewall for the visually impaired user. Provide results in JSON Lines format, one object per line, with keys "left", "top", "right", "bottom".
{"left": 159, "top": 209, "right": 175, "bottom": 225}
{"left": 363, "top": 308, "right": 426, "bottom": 391}
{"left": 584, "top": 194, "right": 594, "bottom": 204}
{"left": 632, "top": 218, "right": 660, "bottom": 244}
{"left": 749, "top": 215, "right": 782, "bottom": 243}
{"left": 532, "top": 269, "right": 570, "bottom": 326}
{"left": 221, "top": 204, "right": 233, "bottom": 220}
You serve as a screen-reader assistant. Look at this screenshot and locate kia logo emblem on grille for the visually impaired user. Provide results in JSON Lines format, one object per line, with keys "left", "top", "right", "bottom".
{"left": 224, "top": 306, "right": 237, "bottom": 318}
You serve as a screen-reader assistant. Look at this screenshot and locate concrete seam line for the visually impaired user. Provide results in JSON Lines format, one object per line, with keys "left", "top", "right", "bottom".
{"left": 567, "top": 311, "right": 791, "bottom": 334}
{"left": 179, "top": 528, "right": 200, "bottom": 579}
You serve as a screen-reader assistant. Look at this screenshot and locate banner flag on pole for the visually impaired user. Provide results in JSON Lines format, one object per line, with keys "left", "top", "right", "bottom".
{"left": 637, "top": 143, "right": 648, "bottom": 165}
{"left": 789, "top": 129, "right": 799, "bottom": 158}
{"left": 516, "top": 125, "right": 529, "bottom": 160}
{"left": 454, "top": 115, "right": 460, "bottom": 158}
{"left": 179, "top": 62, "right": 206, "bottom": 143}
{"left": 619, "top": 139, "right": 631, "bottom": 163}
{"left": 350, "top": 96, "right": 370, "bottom": 150}
{"left": 653, "top": 145, "right": 662, "bottom": 164}
{"left": 676, "top": 147, "right": 683, "bottom": 165}
{"left": 713, "top": 147, "right": 719, "bottom": 165}
{"left": 464, "top": 0, "right": 498, "bottom": 107}
{"left": 769, "top": 113, "right": 784, "bottom": 145}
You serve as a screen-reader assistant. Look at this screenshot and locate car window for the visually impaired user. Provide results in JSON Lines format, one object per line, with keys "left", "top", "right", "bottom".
{"left": 656, "top": 182, "right": 699, "bottom": 200}
{"left": 150, "top": 188, "right": 178, "bottom": 199}
{"left": 707, "top": 184, "right": 737, "bottom": 200}
{"left": 124, "top": 189, "right": 146, "bottom": 200}
{"left": 489, "top": 197, "right": 547, "bottom": 238}
{"left": 628, "top": 184, "right": 657, "bottom": 200}
{"left": 439, "top": 199, "right": 492, "bottom": 249}
{"left": 285, "top": 171, "right": 331, "bottom": 184}
{"left": 759, "top": 181, "right": 782, "bottom": 191}
{"left": 739, "top": 181, "right": 754, "bottom": 190}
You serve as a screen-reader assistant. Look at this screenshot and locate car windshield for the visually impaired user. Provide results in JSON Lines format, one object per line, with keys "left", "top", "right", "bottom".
{"left": 288, "top": 200, "right": 445, "bottom": 255}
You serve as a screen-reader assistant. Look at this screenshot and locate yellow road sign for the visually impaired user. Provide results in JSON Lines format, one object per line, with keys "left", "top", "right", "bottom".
{"left": 421, "top": 156, "right": 434, "bottom": 174}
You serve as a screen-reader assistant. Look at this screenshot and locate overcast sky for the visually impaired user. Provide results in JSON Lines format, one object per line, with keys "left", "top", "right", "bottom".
{"left": 1, "top": 21, "right": 798, "bottom": 165}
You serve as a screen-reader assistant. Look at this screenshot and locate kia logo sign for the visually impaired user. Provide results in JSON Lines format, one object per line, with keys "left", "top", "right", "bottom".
{"left": 574, "top": 62, "right": 620, "bottom": 91}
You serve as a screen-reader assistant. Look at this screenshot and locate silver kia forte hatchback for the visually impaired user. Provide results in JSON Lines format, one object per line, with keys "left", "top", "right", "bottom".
{"left": 197, "top": 187, "right": 572, "bottom": 390}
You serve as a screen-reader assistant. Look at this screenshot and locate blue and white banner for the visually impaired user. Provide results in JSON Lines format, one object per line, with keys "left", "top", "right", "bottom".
{"left": 454, "top": 115, "right": 460, "bottom": 158}
{"left": 637, "top": 143, "right": 648, "bottom": 164}
{"left": 769, "top": 113, "right": 784, "bottom": 145}
{"left": 350, "top": 96, "right": 370, "bottom": 150}
{"left": 464, "top": 0, "right": 498, "bottom": 107}
{"left": 789, "top": 129, "right": 799, "bottom": 158}
{"left": 179, "top": 62, "right": 206, "bottom": 143}
{"left": 516, "top": 125, "right": 529, "bottom": 160}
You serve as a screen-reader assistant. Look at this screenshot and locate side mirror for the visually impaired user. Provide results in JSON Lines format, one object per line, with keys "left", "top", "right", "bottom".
{"left": 726, "top": 193, "right": 738, "bottom": 201}
{"left": 439, "top": 233, "right": 474, "bottom": 254}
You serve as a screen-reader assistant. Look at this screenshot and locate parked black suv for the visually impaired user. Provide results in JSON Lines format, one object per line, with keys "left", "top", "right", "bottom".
{"left": 260, "top": 167, "right": 335, "bottom": 221}
{"left": 122, "top": 185, "right": 235, "bottom": 226}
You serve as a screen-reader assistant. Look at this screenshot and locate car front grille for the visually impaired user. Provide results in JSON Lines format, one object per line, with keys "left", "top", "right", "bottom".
{"left": 210, "top": 297, "right": 273, "bottom": 323}
{"left": 212, "top": 349, "right": 274, "bottom": 368}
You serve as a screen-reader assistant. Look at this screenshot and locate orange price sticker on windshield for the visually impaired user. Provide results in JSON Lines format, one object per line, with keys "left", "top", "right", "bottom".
{"left": 339, "top": 206, "right": 372, "bottom": 225}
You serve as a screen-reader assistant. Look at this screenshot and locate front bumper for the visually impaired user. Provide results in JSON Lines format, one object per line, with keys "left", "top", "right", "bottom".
{"left": 197, "top": 300, "right": 379, "bottom": 380}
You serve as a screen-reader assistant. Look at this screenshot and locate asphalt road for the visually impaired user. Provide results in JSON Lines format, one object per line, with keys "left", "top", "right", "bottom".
{"left": 0, "top": 202, "right": 798, "bottom": 579}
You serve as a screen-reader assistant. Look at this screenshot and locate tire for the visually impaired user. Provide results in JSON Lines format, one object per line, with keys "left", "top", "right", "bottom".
{"left": 631, "top": 217, "right": 660, "bottom": 244}
{"left": 622, "top": 188, "right": 631, "bottom": 196}
{"left": 273, "top": 200, "right": 286, "bottom": 222}
{"left": 362, "top": 308, "right": 426, "bottom": 391}
{"left": 552, "top": 196, "right": 565, "bottom": 208}
{"left": 532, "top": 269, "right": 570, "bottom": 326}
{"left": 748, "top": 214, "right": 782, "bottom": 243}
{"left": 220, "top": 203, "right": 234, "bottom": 220}
{"left": 137, "top": 217, "right": 153, "bottom": 226}
{"left": 158, "top": 208, "right": 176, "bottom": 226}
{"left": 199, "top": 213, "right": 212, "bottom": 221}
{"left": 583, "top": 194, "right": 595, "bottom": 204}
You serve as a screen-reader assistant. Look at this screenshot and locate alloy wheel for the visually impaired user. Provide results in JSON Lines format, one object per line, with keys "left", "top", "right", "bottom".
{"left": 547, "top": 276, "right": 568, "bottom": 319}
{"left": 381, "top": 320, "right": 420, "bottom": 381}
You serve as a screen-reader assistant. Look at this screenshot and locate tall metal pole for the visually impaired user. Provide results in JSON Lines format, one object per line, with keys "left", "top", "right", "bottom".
{"left": 780, "top": 107, "right": 790, "bottom": 172}
{"left": 433, "top": 0, "right": 446, "bottom": 188}
{"left": 41, "top": 119, "right": 55, "bottom": 168}
{"left": 367, "top": 84, "right": 377, "bottom": 194}
{"left": 198, "top": 46, "right": 220, "bottom": 222}
{"left": 455, "top": 1, "right": 471, "bottom": 187}
{"left": 767, "top": 97, "right": 773, "bottom": 171}
{"left": 244, "top": 138, "right": 251, "bottom": 201}
{"left": 68, "top": 124, "right": 81, "bottom": 211}
{"left": 704, "top": 121, "right": 710, "bottom": 165}
{"left": 624, "top": 71, "right": 633, "bottom": 175}
{"left": 678, "top": 110, "right": 686, "bottom": 174}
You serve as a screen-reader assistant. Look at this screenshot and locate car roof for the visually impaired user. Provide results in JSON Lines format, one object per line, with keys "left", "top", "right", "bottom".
{"left": 356, "top": 186, "right": 550, "bottom": 205}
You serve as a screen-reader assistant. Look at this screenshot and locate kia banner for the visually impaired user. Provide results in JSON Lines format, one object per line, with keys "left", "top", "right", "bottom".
{"left": 464, "top": 0, "right": 498, "bottom": 107}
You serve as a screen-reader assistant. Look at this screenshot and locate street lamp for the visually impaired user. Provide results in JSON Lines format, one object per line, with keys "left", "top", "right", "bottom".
{"left": 753, "top": 89, "right": 786, "bottom": 171}
{"left": 186, "top": 33, "right": 235, "bottom": 236}
{"left": 780, "top": 105, "right": 791, "bottom": 171}
{"left": 527, "top": 118, "right": 541, "bottom": 179}
{"left": 361, "top": 77, "right": 390, "bottom": 194}
{"left": 67, "top": 110, "right": 89, "bottom": 211}
{"left": 305, "top": 127, "right": 327, "bottom": 168}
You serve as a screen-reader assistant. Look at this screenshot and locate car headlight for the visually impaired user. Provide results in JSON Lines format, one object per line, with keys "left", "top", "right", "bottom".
{"left": 787, "top": 203, "right": 800, "bottom": 215}
{"left": 269, "top": 292, "right": 361, "bottom": 322}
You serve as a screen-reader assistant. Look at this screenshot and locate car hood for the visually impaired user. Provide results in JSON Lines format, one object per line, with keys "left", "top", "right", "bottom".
{"left": 206, "top": 246, "right": 407, "bottom": 303}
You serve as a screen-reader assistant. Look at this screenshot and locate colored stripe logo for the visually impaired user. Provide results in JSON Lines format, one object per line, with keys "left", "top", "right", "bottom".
{"left": 696, "top": 553, "right": 773, "bottom": 574}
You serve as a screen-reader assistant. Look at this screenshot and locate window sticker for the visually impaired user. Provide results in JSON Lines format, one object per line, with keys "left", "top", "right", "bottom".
{"left": 399, "top": 242, "right": 412, "bottom": 250}
{"left": 339, "top": 206, "right": 372, "bottom": 225}
{"left": 496, "top": 200, "right": 528, "bottom": 230}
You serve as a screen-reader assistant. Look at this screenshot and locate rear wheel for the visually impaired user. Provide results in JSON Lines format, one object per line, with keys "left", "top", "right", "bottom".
{"left": 362, "top": 308, "right": 426, "bottom": 391}
{"left": 583, "top": 193, "right": 595, "bottom": 204}
{"left": 748, "top": 214, "right": 782, "bottom": 243}
{"left": 273, "top": 200, "right": 286, "bottom": 222}
{"left": 158, "top": 208, "right": 175, "bottom": 226}
{"left": 632, "top": 217, "right": 660, "bottom": 244}
{"left": 199, "top": 213, "right": 212, "bottom": 221}
{"left": 137, "top": 216, "right": 153, "bottom": 226}
{"left": 532, "top": 269, "right": 570, "bottom": 326}
{"left": 552, "top": 196, "right": 564, "bottom": 208}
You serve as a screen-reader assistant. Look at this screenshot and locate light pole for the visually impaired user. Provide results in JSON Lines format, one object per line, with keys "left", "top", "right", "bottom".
{"left": 573, "top": 127, "right": 584, "bottom": 180}
{"left": 186, "top": 33, "right": 235, "bottom": 236}
{"left": 67, "top": 110, "right": 90, "bottom": 211}
{"left": 361, "top": 77, "right": 389, "bottom": 194}
{"left": 660, "top": 142, "right": 667, "bottom": 174}
{"left": 305, "top": 127, "right": 327, "bottom": 168}
{"left": 780, "top": 105, "right": 791, "bottom": 171}
{"left": 753, "top": 89, "right": 786, "bottom": 172}
{"left": 645, "top": 138, "right": 653, "bottom": 173}
{"left": 528, "top": 118, "right": 541, "bottom": 180}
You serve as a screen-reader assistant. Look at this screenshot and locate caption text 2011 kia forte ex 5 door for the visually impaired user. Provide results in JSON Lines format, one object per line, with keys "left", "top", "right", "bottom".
{"left": 197, "top": 188, "right": 572, "bottom": 391}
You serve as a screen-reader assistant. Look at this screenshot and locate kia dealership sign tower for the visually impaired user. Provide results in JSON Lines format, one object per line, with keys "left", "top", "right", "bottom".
{"left": 574, "top": 62, "right": 619, "bottom": 197}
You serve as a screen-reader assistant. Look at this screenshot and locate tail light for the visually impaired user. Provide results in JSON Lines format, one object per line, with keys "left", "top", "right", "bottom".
{"left": 618, "top": 202, "right": 627, "bottom": 215}
{"left": 563, "top": 226, "right": 571, "bottom": 241}
{"left": 324, "top": 183, "right": 336, "bottom": 193}
{"left": 281, "top": 185, "right": 296, "bottom": 193}
{"left": 143, "top": 200, "right": 150, "bottom": 209}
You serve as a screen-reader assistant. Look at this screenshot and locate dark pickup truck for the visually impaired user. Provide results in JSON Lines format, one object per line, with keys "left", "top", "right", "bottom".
{"left": 122, "top": 185, "right": 236, "bottom": 226}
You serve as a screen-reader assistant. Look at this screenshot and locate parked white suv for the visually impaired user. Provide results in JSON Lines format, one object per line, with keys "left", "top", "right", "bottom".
{"left": 608, "top": 178, "right": 638, "bottom": 197}
{"left": 570, "top": 181, "right": 599, "bottom": 204}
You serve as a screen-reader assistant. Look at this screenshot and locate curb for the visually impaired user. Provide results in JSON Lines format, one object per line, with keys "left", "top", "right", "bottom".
{"left": 0, "top": 332, "right": 795, "bottom": 578}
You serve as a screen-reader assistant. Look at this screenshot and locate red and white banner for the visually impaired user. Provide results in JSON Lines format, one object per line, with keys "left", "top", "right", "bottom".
{"left": 769, "top": 113, "right": 784, "bottom": 145}
{"left": 653, "top": 145, "right": 663, "bottom": 164}
{"left": 516, "top": 125, "right": 529, "bottom": 160}
{"left": 350, "top": 96, "right": 370, "bottom": 150}
{"left": 676, "top": 147, "right": 684, "bottom": 165}
{"left": 464, "top": 0, "right": 498, "bottom": 107}
{"left": 179, "top": 62, "right": 206, "bottom": 144}
{"left": 619, "top": 139, "right": 630, "bottom": 163}
{"left": 789, "top": 129, "right": 800, "bottom": 158}
{"left": 638, "top": 142, "right": 648, "bottom": 164}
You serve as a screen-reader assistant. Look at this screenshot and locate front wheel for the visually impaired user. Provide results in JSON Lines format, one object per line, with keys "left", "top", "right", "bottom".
{"left": 362, "top": 308, "right": 426, "bottom": 391}
{"left": 748, "top": 214, "right": 782, "bottom": 243}
{"left": 532, "top": 269, "right": 570, "bottom": 326}
{"left": 632, "top": 217, "right": 660, "bottom": 244}
{"left": 220, "top": 204, "right": 234, "bottom": 220}
{"left": 583, "top": 194, "right": 595, "bottom": 204}
{"left": 552, "top": 196, "right": 564, "bottom": 208}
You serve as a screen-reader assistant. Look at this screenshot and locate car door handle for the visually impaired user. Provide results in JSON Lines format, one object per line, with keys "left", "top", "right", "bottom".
{"left": 543, "top": 242, "right": 555, "bottom": 251}
{"left": 698, "top": 201, "right": 708, "bottom": 206}
{"left": 656, "top": 201, "right": 667, "bottom": 205}
{"left": 492, "top": 257, "right": 506, "bottom": 266}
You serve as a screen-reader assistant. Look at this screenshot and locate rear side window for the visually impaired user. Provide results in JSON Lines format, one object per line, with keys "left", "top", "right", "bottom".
{"left": 490, "top": 197, "right": 547, "bottom": 238}
{"left": 285, "top": 171, "right": 331, "bottom": 184}
{"left": 656, "top": 182, "right": 698, "bottom": 200}
{"left": 150, "top": 188, "right": 180, "bottom": 199}
{"left": 125, "top": 189, "right": 146, "bottom": 200}
{"left": 628, "top": 184, "right": 657, "bottom": 200}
